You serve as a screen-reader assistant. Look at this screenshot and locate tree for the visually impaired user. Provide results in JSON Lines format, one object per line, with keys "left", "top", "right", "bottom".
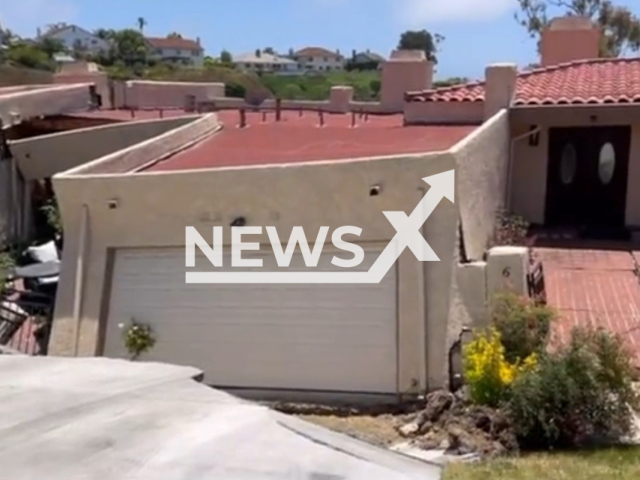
{"left": 433, "top": 76, "right": 470, "bottom": 88}
{"left": 515, "top": 0, "right": 640, "bottom": 57}
{"left": 255, "top": 48, "right": 261, "bottom": 58}
{"left": 167, "top": 32, "right": 182, "bottom": 39}
{"left": 263, "top": 47, "right": 274, "bottom": 54}
{"left": 220, "top": 49, "right": 232, "bottom": 63}
{"left": 110, "top": 29, "right": 149, "bottom": 65}
{"left": 398, "top": 29, "right": 444, "bottom": 63}
{"left": 37, "top": 37, "right": 64, "bottom": 58}
{"left": 94, "top": 28, "right": 115, "bottom": 40}
{"left": 137, "top": 17, "right": 148, "bottom": 33}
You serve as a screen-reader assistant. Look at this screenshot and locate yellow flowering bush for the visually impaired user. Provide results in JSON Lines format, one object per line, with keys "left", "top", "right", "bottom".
{"left": 463, "top": 328, "right": 537, "bottom": 407}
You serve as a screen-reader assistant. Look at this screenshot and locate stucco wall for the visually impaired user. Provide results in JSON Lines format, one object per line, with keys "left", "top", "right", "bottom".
{"left": 54, "top": 72, "right": 112, "bottom": 109}
{"left": 124, "top": 80, "right": 225, "bottom": 109}
{"left": 404, "top": 101, "right": 484, "bottom": 125}
{"left": 381, "top": 55, "right": 433, "bottom": 113}
{"left": 10, "top": 116, "right": 202, "bottom": 180}
{"left": 509, "top": 105, "right": 640, "bottom": 226}
{"left": 452, "top": 109, "right": 510, "bottom": 261}
{"left": 50, "top": 147, "right": 460, "bottom": 393}
{"left": 0, "top": 84, "right": 92, "bottom": 126}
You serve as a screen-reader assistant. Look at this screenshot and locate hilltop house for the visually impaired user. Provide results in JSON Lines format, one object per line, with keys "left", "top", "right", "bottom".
{"left": 38, "top": 24, "right": 110, "bottom": 55}
{"left": 146, "top": 36, "right": 204, "bottom": 67}
{"left": 233, "top": 51, "right": 300, "bottom": 75}
{"left": 293, "top": 47, "right": 345, "bottom": 72}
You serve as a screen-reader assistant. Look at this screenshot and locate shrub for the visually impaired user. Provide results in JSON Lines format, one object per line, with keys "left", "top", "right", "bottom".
{"left": 463, "top": 328, "right": 538, "bottom": 407}
{"left": 491, "top": 210, "right": 529, "bottom": 247}
{"left": 507, "top": 326, "right": 639, "bottom": 449}
{"left": 492, "top": 292, "right": 555, "bottom": 363}
{"left": 121, "top": 320, "right": 156, "bottom": 360}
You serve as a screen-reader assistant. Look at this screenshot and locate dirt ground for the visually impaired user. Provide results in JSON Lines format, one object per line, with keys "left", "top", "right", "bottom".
{"left": 298, "top": 413, "right": 410, "bottom": 447}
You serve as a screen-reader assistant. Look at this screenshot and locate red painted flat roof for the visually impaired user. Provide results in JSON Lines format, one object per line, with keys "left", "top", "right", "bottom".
{"left": 145, "top": 111, "right": 477, "bottom": 172}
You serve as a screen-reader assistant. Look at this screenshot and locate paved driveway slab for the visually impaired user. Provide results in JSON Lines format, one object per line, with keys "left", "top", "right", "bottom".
{"left": 0, "top": 356, "right": 442, "bottom": 480}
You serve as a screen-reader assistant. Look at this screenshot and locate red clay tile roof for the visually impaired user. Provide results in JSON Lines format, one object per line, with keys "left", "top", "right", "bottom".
{"left": 294, "top": 47, "right": 341, "bottom": 58}
{"left": 406, "top": 58, "right": 640, "bottom": 106}
{"left": 146, "top": 37, "right": 202, "bottom": 51}
{"left": 145, "top": 111, "right": 477, "bottom": 172}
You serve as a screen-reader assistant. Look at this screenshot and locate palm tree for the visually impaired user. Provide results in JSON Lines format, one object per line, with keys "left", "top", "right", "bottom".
{"left": 137, "top": 17, "right": 147, "bottom": 33}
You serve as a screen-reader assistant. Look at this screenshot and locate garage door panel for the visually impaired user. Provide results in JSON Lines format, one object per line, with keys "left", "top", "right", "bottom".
{"left": 105, "top": 247, "right": 398, "bottom": 393}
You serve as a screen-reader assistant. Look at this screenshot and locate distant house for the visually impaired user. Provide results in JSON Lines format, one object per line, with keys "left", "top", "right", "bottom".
{"left": 292, "top": 47, "right": 345, "bottom": 72}
{"left": 350, "top": 50, "right": 385, "bottom": 70}
{"left": 233, "top": 51, "right": 300, "bottom": 75}
{"left": 39, "top": 24, "right": 110, "bottom": 55}
{"left": 146, "top": 36, "right": 204, "bottom": 67}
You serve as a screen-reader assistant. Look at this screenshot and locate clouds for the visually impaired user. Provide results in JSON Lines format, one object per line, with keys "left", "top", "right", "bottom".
{"left": 0, "top": 0, "right": 79, "bottom": 36}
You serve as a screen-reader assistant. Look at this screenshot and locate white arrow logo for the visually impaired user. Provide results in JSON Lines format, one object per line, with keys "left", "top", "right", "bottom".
{"left": 186, "top": 169, "right": 454, "bottom": 284}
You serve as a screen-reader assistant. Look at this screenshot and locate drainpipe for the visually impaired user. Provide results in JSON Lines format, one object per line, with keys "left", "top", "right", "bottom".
{"left": 506, "top": 125, "right": 541, "bottom": 211}
{"left": 72, "top": 204, "right": 89, "bottom": 356}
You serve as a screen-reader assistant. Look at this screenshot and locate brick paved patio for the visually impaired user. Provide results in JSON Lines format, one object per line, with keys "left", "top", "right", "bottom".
{"left": 536, "top": 246, "right": 640, "bottom": 360}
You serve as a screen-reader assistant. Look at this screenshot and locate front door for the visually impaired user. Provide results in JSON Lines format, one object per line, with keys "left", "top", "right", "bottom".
{"left": 545, "top": 126, "right": 631, "bottom": 229}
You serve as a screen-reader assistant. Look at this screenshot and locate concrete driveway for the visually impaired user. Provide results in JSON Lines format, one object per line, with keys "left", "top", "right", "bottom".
{"left": 0, "top": 355, "right": 442, "bottom": 480}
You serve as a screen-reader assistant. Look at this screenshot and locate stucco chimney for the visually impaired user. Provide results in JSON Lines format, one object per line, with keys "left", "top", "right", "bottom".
{"left": 484, "top": 63, "right": 517, "bottom": 120}
{"left": 381, "top": 49, "right": 433, "bottom": 113}
{"left": 541, "top": 16, "right": 601, "bottom": 67}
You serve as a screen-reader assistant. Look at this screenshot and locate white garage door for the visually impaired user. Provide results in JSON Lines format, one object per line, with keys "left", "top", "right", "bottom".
{"left": 104, "top": 247, "right": 398, "bottom": 393}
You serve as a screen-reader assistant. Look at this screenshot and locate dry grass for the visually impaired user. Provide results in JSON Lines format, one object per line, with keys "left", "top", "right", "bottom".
{"left": 444, "top": 446, "right": 640, "bottom": 480}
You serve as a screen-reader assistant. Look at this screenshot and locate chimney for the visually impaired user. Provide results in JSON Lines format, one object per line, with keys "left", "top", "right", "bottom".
{"left": 541, "top": 16, "right": 601, "bottom": 67}
{"left": 484, "top": 63, "right": 517, "bottom": 120}
{"left": 196, "top": 37, "right": 201, "bottom": 46}
{"left": 380, "top": 50, "right": 433, "bottom": 113}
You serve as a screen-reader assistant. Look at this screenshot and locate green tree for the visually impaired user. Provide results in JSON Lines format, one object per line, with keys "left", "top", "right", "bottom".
{"left": 5, "top": 43, "right": 53, "bottom": 70}
{"left": 110, "top": 29, "right": 149, "bottom": 65}
{"left": 515, "top": 0, "right": 640, "bottom": 57}
{"left": 398, "top": 29, "right": 444, "bottom": 63}
{"left": 94, "top": 28, "right": 115, "bottom": 40}
{"left": 137, "top": 17, "right": 148, "bottom": 33}
{"left": 433, "top": 76, "right": 470, "bottom": 88}
{"left": 220, "top": 49, "right": 232, "bottom": 63}
{"left": 263, "top": 47, "right": 275, "bottom": 54}
{"left": 167, "top": 32, "right": 182, "bottom": 39}
{"left": 36, "top": 37, "right": 64, "bottom": 58}
{"left": 369, "top": 78, "right": 381, "bottom": 97}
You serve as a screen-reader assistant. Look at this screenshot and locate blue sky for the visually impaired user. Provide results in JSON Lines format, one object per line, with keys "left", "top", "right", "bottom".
{"left": 2, "top": 0, "right": 636, "bottom": 80}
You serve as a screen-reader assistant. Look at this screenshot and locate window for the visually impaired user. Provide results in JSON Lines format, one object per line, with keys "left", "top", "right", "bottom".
{"left": 91, "top": 39, "right": 98, "bottom": 45}
{"left": 175, "top": 49, "right": 183, "bottom": 55}
{"left": 156, "top": 48, "right": 162, "bottom": 55}
{"left": 326, "top": 66, "right": 332, "bottom": 71}
{"left": 308, "top": 56, "right": 313, "bottom": 61}
{"left": 598, "top": 142, "right": 616, "bottom": 184}
{"left": 560, "top": 143, "right": 577, "bottom": 185}
{"left": 324, "top": 57, "right": 328, "bottom": 62}
{"left": 246, "top": 63, "right": 252, "bottom": 69}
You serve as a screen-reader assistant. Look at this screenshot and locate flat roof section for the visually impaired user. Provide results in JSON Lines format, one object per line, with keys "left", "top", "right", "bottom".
{"left": 144, "top": 111, "right": 477, "bottom": 171}
{"left": 68, "top": 109, "right": 192, "bottom": 122}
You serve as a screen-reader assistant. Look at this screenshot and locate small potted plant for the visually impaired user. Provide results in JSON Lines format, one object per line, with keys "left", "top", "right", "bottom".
{"left": 120, "top": 319, "right": 156, "bottom": 361}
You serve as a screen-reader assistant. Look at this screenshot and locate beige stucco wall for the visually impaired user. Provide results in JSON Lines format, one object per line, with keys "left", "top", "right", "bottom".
{"left": 50, "top": 139, "right": 463, "bottom": 393}
{"left": 10, "top": 116, "right": 202, "bottom": 180}
{"left": 124, "top": 80, "right": 225, "bottom": 110}
{"left": 510, "top": 105, "right": 640, "bottom": 226}
{"left": 453, "top": 110, "right": 510, "bottom": 260}
{"left": 54, "top": 72, "right": 111, "bottom": 109}
{"left": 0, "top": 84, "right": 92, "bottom": 126}
{"left": 381, "top": 57, "right": 433, "bottom": 113}
{"left": 404, "top": 101, "right": 484, "bottom": 125}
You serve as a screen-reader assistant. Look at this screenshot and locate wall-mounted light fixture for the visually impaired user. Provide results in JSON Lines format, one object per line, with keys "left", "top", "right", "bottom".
{"left": 230, "top": 216, "right": 246, "bottom": 227}
{"left": 369, "top": 185, "right": 382, "bottom": 197}
{"left": 528, "top": 125, "right": 540, "bottom": 147}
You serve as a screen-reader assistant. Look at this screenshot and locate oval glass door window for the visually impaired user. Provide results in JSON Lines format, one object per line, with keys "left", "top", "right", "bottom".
{"left": 560, "top": 143, "right": 577, "bottom": 184}
{"left": 598, "top": 142, "right": 616, "bottom": 184}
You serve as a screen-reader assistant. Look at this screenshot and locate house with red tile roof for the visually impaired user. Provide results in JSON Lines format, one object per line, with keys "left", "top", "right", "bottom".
{"left": 146, "top": 36, "right": 204, "bottom": 67}
{"left": 405, "top": 15, "right": 640, "bottom": 241}
{"left": 12, "top": 14, "right": 637, "bottom": 400}
{"left": 293, "top": 46, "right": 346, "bottom": 72}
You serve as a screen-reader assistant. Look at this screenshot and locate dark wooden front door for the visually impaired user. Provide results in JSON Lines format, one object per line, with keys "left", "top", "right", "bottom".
{"left": 545, "top": 126, "right": 631, "bottom": 229}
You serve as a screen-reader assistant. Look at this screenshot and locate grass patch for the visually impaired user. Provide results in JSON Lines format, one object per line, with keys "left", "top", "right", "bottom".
{"left": 444, "top": 446, "right": 640, "bottom": 480}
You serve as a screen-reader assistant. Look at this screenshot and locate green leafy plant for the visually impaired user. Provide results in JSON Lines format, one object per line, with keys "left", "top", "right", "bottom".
{"left": 121, "top": 320, "right": 156, "bottom": 360}
{"left": 491, "top": 210, "right": 530, "bottom": 247}
{"left": 492, "top": 292, "right": 555, "bottom": 363}
{"left": 463, "top": 327, "right": 538, "bottom": 407}
{"left": 40, "top": 198, "right": 62, "bottom": 236}
{"left": 0, "top": 250, "right": 15, "bottom": 295}
{"left": 507, "top": 326, "right": 639, "bottom": 449}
